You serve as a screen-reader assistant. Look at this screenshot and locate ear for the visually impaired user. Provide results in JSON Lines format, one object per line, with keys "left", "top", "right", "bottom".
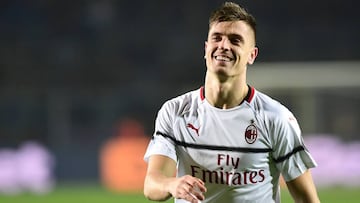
{"left": 247, "top": 46, "right": 258, "bottom": 65}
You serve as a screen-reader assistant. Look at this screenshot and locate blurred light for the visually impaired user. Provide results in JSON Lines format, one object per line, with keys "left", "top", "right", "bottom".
{"left": 305, "top": 135, "right": 360, "bottom": 187}
{"left": 0, "top": 141, "right": 55, "bottom": 195}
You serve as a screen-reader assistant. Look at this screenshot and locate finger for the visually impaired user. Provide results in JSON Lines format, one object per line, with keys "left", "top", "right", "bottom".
{"left": 192, "top": 177, "right": 205, "bottom": 186}
{"left": 187, "top": 191, "right": 201, "bottom": 203}
{"left": 181, "top": 177, "right": 206, "bottom": 201}
{"left": 192, "top": 190, "right": 205, "bottom": 201}
{"left": 194, "top": 181, "right": 207, "bottom": 193}
{"left": 190, "top": 182, "right": 205, "bottom": 201}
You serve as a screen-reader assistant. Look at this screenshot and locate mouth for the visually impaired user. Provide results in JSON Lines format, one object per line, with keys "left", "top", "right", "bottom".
{"left": 213, "top": 54, "right": 234, "bottom": 62}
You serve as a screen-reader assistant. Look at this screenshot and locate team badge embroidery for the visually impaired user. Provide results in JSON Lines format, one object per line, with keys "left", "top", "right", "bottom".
{"left": 245, "top": 122, "right": 258, "bottom": 144}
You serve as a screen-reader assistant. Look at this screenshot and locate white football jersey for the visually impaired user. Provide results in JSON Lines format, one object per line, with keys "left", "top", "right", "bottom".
{"left": 144, "top": 86, "right": 317, "bottom": 203}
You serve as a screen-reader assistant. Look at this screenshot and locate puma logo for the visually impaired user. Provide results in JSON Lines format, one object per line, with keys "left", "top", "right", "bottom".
{"left": 187, "top": 123, "right": 200, "bottom": 136}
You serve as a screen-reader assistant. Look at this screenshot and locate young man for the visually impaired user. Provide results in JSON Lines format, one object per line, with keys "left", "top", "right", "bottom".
{"left": 144, "top": 2, "right": 320, "bottom": 203}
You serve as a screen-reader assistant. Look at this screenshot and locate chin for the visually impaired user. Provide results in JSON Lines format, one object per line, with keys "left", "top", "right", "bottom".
{"left": 213, "top": 69, "right": 231, "bottom": 79}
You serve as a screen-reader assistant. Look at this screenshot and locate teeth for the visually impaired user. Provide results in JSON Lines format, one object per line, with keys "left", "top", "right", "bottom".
{"left": 215, "top": 55, "right": 231, "bottom": 61}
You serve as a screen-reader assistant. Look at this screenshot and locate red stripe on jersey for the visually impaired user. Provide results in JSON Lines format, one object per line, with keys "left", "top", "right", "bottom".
{"left": 246, "top": 86, "right": 255, "bottom": 103}
{"left": 200, "top": 86, "right": 205, "bottom": 100}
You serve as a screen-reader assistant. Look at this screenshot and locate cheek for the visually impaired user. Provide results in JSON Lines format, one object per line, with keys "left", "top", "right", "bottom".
{"left": 235, "top": 52, "right": 246, "bottom": 64}
{"left": 237, "top": 51, "right": 251, "bottom": 64}
{"left": 205, "top": 54, "right": 213, "bottom": 66}
{"left": 205, "top": 45, "right": 214, "bottom": 56}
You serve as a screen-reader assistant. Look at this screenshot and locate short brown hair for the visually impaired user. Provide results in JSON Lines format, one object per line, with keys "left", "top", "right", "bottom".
{"left": 209, "top": 2, "right": 256, "bottom": 39}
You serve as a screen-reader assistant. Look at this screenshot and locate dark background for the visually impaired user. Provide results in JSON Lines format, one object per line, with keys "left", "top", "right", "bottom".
{"left": 0, "top": 0, "right": 359, "bottom": 181}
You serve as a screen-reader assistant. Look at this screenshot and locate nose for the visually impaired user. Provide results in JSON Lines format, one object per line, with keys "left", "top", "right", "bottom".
{"left": 218, "top": 38, "right": 231, "bottom": 50}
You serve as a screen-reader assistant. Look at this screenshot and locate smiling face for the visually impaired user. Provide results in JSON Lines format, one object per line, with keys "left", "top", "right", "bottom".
{"left": 205, "top": 20, "right": 258, "bottom": 79}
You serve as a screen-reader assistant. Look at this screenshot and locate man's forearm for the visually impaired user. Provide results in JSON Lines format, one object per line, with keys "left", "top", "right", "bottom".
{"left": 144, "top": 172, "right": 174, "bottom": 201}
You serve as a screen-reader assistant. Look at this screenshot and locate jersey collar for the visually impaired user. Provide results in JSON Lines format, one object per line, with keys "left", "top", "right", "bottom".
{"left": 200, "top": 85, "right": 255, "bottom": 104}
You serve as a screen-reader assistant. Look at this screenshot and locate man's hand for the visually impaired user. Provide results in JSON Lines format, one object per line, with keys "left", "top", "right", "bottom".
{"left": 168, "top": 175, "right": 207, "bottom": 203}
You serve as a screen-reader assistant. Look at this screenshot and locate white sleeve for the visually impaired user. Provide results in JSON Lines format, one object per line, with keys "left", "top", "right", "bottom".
{"left": 144, "top": 135, "right": 177, "bottom": 162}
{"left": 271, "top": 110, "right": 317, "bottom": 182}
{"left": 144, "top": 102, "right": 177, "bottom": 163}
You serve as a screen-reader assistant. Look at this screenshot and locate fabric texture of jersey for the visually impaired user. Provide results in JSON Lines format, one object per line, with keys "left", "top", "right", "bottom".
{"left": 144, "top": 86, "right": 317, "bottom": 203}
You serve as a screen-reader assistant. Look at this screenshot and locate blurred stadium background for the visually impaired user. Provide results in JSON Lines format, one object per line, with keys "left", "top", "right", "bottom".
{"left": 0, "top": 0, "right": 359, "bottom": 202}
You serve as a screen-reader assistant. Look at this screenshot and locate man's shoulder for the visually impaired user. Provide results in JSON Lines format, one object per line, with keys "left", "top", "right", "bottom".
{"left": 160, "top": 87, "right": 202, "bottom": 115}
{"left": 252, "top": 90, "right": 294, "bottom": 119}
{"left": 165, "top": 87, "right": 201, "bottom": 105}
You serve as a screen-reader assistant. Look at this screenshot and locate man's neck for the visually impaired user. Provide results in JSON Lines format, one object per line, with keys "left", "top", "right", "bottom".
{"left": 204, "top": 73, "right": 249, "bottom": 109}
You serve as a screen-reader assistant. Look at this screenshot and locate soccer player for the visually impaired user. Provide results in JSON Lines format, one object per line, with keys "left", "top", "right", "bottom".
{"left": 143, "top": 2, "right": 320, "bottom": 203}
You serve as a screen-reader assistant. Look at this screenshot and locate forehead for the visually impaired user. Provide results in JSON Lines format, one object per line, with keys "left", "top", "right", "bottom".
{"left": 208, "top": 21, "right": 255, "bottom": 39}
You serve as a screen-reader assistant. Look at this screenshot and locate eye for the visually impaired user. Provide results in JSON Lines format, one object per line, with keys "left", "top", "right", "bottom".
{"left": 211, "top": 35, "right": 222, "bottom": 42}
{"left": 229, "top": 34, "right": 244, "bottom": 46}
{"left": 230, "top": 38, "right": 241, "bottom": 45}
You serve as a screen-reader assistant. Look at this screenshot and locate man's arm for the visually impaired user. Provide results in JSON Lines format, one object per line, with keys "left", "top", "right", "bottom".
{"left": 286, "top": 170, "right": 320, "bottom": 203}
{"left": 144, "top": 155, "right": 177, "bottom": 201}
{"left": 144, "top": 155, "right": 206, "bottom": 202}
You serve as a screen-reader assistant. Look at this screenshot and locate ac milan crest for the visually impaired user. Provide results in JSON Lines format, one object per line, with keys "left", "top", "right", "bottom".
{"left": 245, "top": 124, "right": 258, "bottom": 144}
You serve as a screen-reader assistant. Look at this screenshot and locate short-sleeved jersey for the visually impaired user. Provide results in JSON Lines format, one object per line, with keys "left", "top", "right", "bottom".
{"left": 144, "top": 86, "right": 317, "bottom": 203}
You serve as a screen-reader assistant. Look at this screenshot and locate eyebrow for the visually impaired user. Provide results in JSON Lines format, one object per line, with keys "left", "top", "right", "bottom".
{"left": 210, "top": 32, "right": 223, "bottom": 37}
{"left": 211, "top": 32, "right": 245, "bottom": 43}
